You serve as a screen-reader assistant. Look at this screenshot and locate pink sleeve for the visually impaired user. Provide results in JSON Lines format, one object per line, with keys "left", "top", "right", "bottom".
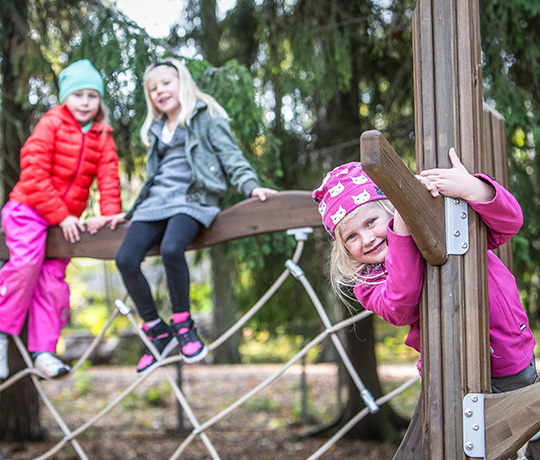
{"left": 468, "top": 174, "right": 523, "bottom": 250}
{"left": 354, "top": 223, "right": 423, "bottom": 327}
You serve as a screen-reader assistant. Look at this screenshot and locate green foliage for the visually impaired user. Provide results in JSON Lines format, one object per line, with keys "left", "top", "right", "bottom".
{"left": 239, "top": 326, "right": 321, "bottom": 364}
{"left": 72, "top": 362, "right": 95, "bottom": 397}
{"left": 243, "top": 395, "right": 278, "bottom": 412}
{"left": 143, "top": 383, "right": 172, "bottom": 408}
{"left": 480, "top": 0, "right": 540, "bottom": 322}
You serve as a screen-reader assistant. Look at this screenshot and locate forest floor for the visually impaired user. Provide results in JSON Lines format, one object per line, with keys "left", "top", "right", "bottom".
{"left": 0, "top": 363, "right": 420, "bottom": 460}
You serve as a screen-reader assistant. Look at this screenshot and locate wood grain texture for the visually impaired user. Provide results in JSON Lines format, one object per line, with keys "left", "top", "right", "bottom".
{"left": 412, "top": 0, "right": 490, "bottom": 459}
{"left": 360, "top": 130, "right": 446, "bottom": 266}
{"left": 0, "top": 191, "right": 321, "bottom": 261}
{"left": 484, "top": 383, "right": 540, "bottom": 460}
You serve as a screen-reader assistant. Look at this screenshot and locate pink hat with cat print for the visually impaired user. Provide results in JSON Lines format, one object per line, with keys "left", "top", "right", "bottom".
{"left": 312, "top": 162, "right": 386, "bottom": 237}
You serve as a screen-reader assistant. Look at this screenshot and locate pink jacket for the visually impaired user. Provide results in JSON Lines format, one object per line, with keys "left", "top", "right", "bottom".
{"left": 354, "top": 174, "right": 535, "bottom": 377}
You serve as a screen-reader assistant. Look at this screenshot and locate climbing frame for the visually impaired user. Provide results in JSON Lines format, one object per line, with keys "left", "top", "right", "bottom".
{"left": 0, "top": 191, "right": 419, "bottom": 459}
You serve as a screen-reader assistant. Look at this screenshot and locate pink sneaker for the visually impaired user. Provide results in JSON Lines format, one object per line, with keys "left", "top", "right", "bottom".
{"left": 170, "top": 317, "right": 208, "bottom": 364}
{"left": 137, "top": 321, "right": 178, "bottom": 373}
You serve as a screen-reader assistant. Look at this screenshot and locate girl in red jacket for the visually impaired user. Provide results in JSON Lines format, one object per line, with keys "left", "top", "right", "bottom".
{"left": 0, "top": 59, "right": 124, "bottom": 380}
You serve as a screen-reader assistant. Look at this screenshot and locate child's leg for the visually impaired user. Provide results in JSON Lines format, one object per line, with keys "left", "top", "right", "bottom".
{"left": 161, "top": 214, "right": 207, "bottom": 363}
{"left": 27, "top": 258, "right": 70, "bottom": 353}
{"left": 116, "top": 220, "right": 180, "bottom": 372}
{"left": 0, "top": 201, "right": 48, "bottom": 336}
{"left": 115, "top": 220, "right": 168, "bottom": 322}
{"left": 491, "top": 356, "right": 538, "bottom": 393}
{"left": 160, "top": 214, "right": 201, "bottom": 314}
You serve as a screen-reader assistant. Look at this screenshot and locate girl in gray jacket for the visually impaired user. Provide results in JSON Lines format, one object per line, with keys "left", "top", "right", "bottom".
{"left": 116, "top": 58, "right": 275, "bottom": 372}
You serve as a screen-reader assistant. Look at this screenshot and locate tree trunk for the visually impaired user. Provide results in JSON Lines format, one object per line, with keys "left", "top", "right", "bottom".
{"left": 0, "top": 0, "right": 44, "bottom": 441}
{"left": 0, "top": 331, "right": 45, "bottom": 441}
{"left": 210, "top": 244, "right": 241, "bottom": 364}
{"left": 0, "top": 0, "right": 30, "bottom": 203}
{"left": 314, "top": 314, "right": 409, "bottom": 443}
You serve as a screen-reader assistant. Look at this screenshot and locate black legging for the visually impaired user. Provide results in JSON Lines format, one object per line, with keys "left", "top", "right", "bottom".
{"left": 115, "top": 214, "right": 201, "bottom": 322}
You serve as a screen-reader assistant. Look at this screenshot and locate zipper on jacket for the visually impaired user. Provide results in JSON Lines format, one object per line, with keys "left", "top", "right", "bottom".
{"left": 61, "top": 132, "right": 85, "bottom": 200}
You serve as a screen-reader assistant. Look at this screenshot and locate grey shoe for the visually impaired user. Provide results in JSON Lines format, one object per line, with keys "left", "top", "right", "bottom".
{"left": 0, "top": 333, "right": 8, "bottom": 380}
{"left": 33, "top": 352, "right": 70, "bottom": 378}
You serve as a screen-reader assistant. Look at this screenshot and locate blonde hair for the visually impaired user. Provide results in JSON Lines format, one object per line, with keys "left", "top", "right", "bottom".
{"left": 140, "top": 58, "right": 230, "bottom": 148}
{"left": 95, "top": 99, "right": 108, "bottom": 124}
{"left": 329, "top": 199, "right": 395, "bottom": 306}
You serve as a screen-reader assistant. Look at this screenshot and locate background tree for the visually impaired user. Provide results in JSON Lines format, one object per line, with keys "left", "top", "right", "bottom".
{"left": 0, "top": 0, "right": 539, "bottom": 449}
{"left": 479, "top": 0, "right": 540, "bottom": 321}
{"left": 0, "top": 0, "right": 155, "bottom": 441}
{"left": 179, "top": 0, "right": 417, "bottom": 441}
{"left": 0, "top": 0, "right": 276, "bottom": 440}
{"left": 1, "top": 0, "right": 52, "bottom": 442}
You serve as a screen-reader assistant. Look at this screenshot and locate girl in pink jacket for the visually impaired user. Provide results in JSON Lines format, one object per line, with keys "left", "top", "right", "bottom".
{"left": 313, "top": 148, "right": 536, "bottom": 393}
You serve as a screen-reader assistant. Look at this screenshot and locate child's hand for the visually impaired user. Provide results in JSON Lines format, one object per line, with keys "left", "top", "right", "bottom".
{"left": 392, "top": 210, "right": 411, "bottom": 236}
{"left": 419, "top": 148, "right": 495, "bottom": 202}
{"left": 251, "top": 187, "right": 278, "bottom": 202}
{"left": 86, "top": 216, "right": 109, "bottom": 235}
{"left": 86, "top": 213, "right": 127, "bottom": 234}
{"left": 59, "top": 215, "right": 85, "bottom": 243}
{"left": 107, "top": 212, "right": 127, "bottom": 230}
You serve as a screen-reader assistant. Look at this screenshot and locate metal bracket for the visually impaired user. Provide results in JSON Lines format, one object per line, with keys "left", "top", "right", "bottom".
{"left": 463, "top": 393, "right": 485, "bottom": 458}
{"left": 286, "top": 227, "right": 313, "bottom": 241}
{"left": 446, "top": 197, "right": 469, "bottom": 255}
{"left": 285, "top": 259, "right": 304, "bottom": 279}
{"left": 114, "top": 298, "right": 132, "bottom": 316}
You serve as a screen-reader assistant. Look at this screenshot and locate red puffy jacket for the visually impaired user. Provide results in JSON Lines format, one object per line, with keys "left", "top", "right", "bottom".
{"left": 10, "top": 105, "right": 122, "bottom": 225}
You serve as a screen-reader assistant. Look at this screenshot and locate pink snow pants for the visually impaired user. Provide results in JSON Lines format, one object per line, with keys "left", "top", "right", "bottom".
{"left": 0, "top": 200, "right": 70, "bottom": 353}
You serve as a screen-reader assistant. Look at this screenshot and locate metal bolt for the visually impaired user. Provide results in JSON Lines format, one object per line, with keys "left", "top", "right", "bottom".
{"left": 465, "top": 442, "right": 474, "bottom": 451}
{"left": 461, "top": 242, "right": 468, "bottom": 249}
{"left": 453, "top": 198, "right": 461, "bottom": 205}
{"left": 464, "top": 408, "right": 473, "bottom": 417}
{"left": 461, "top": 212, "right": 467, "bottom": 219}
{"left": 471, "top": 396, "right": 478, "bottom": 403}
{"left": 473, "top": 424, "right": 479, "bottom": 431}
{"left": 454, "top": 230, "right": 461, "bottom": 237}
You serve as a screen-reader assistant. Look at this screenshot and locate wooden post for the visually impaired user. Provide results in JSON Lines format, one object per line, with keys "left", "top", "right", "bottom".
{"left": 413, "top": 1, "right": 491, "bottom": 458}
{"left": 363, "top": 1, "right": 540, "bottom": 458}
{"left": 483, "top": 103, "right": 514, "bottom": 270}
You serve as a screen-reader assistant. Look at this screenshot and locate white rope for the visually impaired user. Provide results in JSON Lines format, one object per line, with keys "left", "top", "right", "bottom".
{"left": 307, "top": 375, "right": 421, "bottom": 460}
{"left": 0, "top": 233, "right": 418, "bottom": 460}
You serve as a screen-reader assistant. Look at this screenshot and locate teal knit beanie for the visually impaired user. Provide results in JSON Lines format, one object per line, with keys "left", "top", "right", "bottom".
{"left": 58, "top": 59, "right": 104, "bottom": 103}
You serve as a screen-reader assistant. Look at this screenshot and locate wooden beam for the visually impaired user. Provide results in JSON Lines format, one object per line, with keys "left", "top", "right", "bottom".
{"left": 360, "top": 130, "right": 446, "bottom": 266}
{"left": 0, "top": 191, "right": 321, "bottom": 261}
{"left": 484, "top": 382, "right": 540, "bottom": 460}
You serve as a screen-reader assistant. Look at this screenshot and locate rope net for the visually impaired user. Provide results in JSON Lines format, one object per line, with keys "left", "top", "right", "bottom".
{"left": 0, "top": 227, "right": 419, "bottom": 460}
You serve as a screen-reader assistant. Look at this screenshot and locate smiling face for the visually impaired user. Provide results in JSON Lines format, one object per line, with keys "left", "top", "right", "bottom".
{"left": 63, "top": 89, "right": 101, "bottom": 126}
{"left": 338, "top": 201, "right": 393, "bottom": 265}
{"left": 146, "top": 65, "right": 181, "bottom": 120}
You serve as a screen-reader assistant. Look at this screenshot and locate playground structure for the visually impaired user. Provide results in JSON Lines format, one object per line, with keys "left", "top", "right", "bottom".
{"left": 0, "top": 191, "right": 420, "bottom": 460}
{"left": 362, "top": 0, "right": 540, "bottom": 459}
{"left": 1, "top": 0, "right": 539, "bottom": 458}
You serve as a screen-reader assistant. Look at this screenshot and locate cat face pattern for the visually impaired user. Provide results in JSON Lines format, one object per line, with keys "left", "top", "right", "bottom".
{"left": 312, "top": 161, "right": 387, "bottom": 236}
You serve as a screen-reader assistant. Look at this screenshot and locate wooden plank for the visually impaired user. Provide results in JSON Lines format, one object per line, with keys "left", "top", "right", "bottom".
{"left": 484, "top": 382, "right": 540, "bottom": 460}
{"left": 413, "top": 2, "right": 446, "bottom": 457}
{"left": 483, "top": 103, "right": 514, "bottom": 271}
{"left": 411, "top": 0, "right": 491, "bottom": 459}
{"left": 360, "top": 130, "right": 446, "bottom": 266}
{"left": 458, "top": 0, "right": 491, "bottom": 396}
{"left": 0, "top": 191, "right": 321, "bottom": 261}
